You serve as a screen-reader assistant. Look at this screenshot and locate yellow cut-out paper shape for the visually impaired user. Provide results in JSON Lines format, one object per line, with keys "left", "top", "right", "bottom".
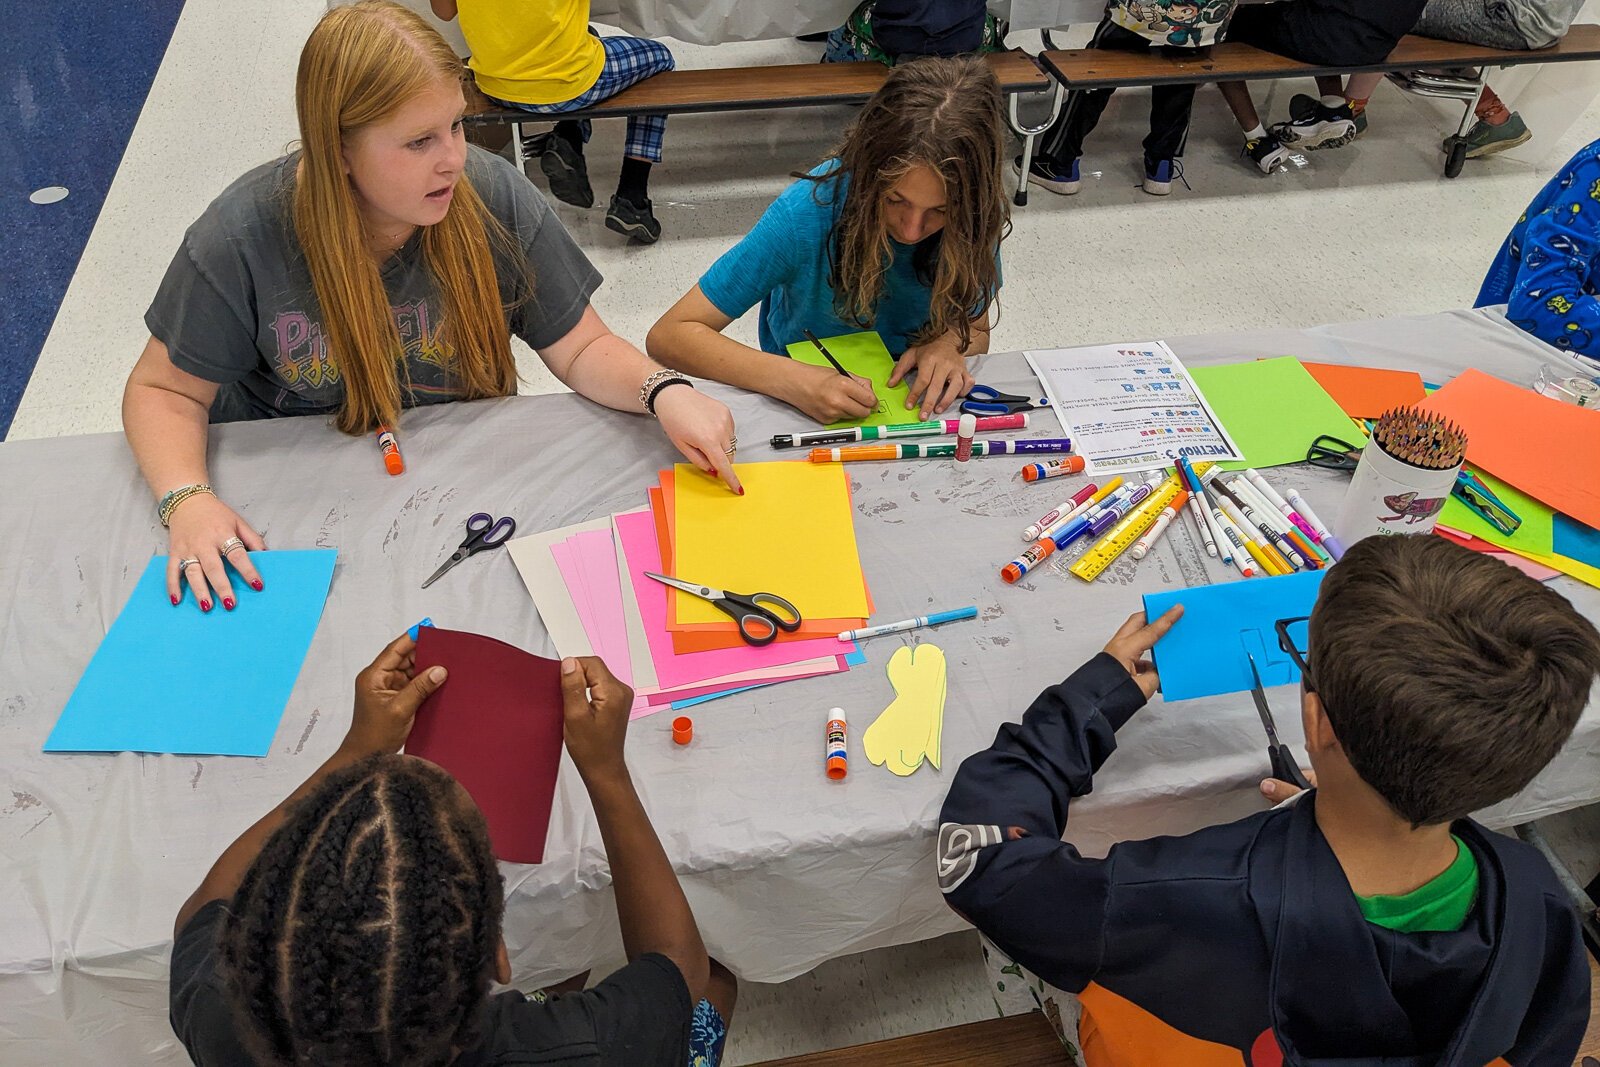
{"left": 862, "top": 643, "right": 948, "bottom": 776}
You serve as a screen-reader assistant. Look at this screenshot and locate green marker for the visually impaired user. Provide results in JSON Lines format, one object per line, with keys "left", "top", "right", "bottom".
{"left": 770, "top": 412, "right": 1028, "bottom": 449}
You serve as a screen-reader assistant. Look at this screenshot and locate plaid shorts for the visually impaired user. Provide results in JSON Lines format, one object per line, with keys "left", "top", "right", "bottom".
{"left": 489, "top": 35, "right": 674, "bottom": 162}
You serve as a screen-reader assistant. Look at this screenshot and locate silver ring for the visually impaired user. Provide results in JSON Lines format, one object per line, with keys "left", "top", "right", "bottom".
{"left": 724, "top": 445, "right": 738, "bottom": 456}
{"left": 220, "top": 537, "right": 246, "bottom": 555}
{"left": 178, "top": 557, "right": 202, "bottom": 571}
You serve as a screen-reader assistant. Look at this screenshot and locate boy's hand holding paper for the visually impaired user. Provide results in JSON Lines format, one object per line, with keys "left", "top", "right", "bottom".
{"left": 561, "top": 656, "right": 634, "bottom": 785}
{"left": 344, "top": 631, "right": 449, "bottom": 757}
{"left": 1104, "top": 607, "right": 1184, "bottom": 699}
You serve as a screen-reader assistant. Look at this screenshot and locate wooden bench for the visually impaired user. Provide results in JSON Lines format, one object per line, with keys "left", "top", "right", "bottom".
{"left": 1039, "top": 24, "right": 1600, "bottom": 177}
{"left": 463, "top": 51, "right": 1064, "bottom": 207}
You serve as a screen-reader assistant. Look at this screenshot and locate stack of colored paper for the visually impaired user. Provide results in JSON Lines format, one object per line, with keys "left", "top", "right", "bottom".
{"left": 504, "top": 461, "right": 873, "bottom": 717}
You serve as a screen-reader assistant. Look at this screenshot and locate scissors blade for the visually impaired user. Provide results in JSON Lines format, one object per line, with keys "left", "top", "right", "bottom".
{"left": 1245, "top": 653, "right": 1285, "bottom": 747}
{"left": 642, "top": 572, "right": 722, "bottom": 600}
{"left": 421, "top": 553, "right": 463, "bottom": 590}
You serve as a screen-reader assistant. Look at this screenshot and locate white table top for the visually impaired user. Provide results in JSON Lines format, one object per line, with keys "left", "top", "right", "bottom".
{"left": 2, "top": 306, "right": 1596, "bottom": 1063}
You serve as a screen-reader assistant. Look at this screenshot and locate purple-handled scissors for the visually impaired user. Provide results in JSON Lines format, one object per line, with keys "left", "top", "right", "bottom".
{"left": 422, "top": 512, "right": 517, "bottom": 589}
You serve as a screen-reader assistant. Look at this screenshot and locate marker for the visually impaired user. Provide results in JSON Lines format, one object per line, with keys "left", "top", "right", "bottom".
{"left": 1176, "top": 465, "right": 1217, "bottom": 557}
{"left": 771, "top": 413, "right": 1029, "bottom": 449}
{"left": 825, "top": 711, "right": 848, "bottom": 780}
{"left": 1212, "top": 510, "right": 1258, "bottom": 578}
{"left": 377, "top": 425, "right": 404, "bottom": 475}
{"left": 1069, "top": 477, "right": 1181, "bottom": 581}
{"left": 1021, "top": 455, "right": 1087, "bottom": 482}
{"left": 1218, "top": 498, "right": 1285, "bottom": 576}
{"left": 1286, "top": 490, "right": 1345, "bottom": 561}
{"left": 1246, "top": 468, "right": 1324, "bottom": 552}
{"left": 1225, "top": 476, "right": 1308, "bottom": 570}
{"left": 955, "top": 414, "right": 977, "bottom": 462}
{"left": 808, "top": 439, "right": 1074, "bottom": 462}
{"left": 1130, "top": 490, "right": 1188, "bottom": 560}
{"left": 1024, "top": 482, "right": 1099, "bottom": 541}
{"left": 1039, "top": 477, "right": 1123, "bottom": 541}
{"left": 838, "top": 606, "right": 978, "bottom": 642}
{"left": 1175, "top": 458, "right": 1223, "bottom": 559}
{"left": 1066, "top": 482, "right": 1152, "bottom": 550}
{"left": 1207, "top": 473, "right": 1298, "bottom": 568}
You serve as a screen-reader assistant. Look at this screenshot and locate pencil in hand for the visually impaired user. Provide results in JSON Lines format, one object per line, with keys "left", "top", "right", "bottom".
{"left": 801, "top": 328, "right": 851, "bottom": 377}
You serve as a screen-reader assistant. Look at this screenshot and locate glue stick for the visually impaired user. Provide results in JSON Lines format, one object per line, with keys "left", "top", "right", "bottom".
{"left": 376, "top": 425, "right": 404, "bottom": 475}
{"left": 955, "top": 413, "right": 977, "bottom": 462}
{"left": 825, "top": 710, "right": 848, "bottom": 780}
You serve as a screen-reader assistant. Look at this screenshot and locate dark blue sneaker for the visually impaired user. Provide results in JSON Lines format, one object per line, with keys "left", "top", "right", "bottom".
{"left": 1142, "top": 158, "right": 1188, "bottom": 196}
{"left": 1014, "top": 154, "right": 1080, "bottom": 196}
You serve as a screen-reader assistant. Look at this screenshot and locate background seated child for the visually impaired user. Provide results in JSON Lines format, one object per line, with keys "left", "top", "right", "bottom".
{"left": 647, "top": 57, "right": 1008, "bottom": 424}
{"left": 1478, "top": 134, "right": 1600, "bottom": 363}
{"left": 939, "top": 535, "right": 1599, "bottom": 1065}
{"left": 170, "top": 635, "right": 736, "bottom": 1066}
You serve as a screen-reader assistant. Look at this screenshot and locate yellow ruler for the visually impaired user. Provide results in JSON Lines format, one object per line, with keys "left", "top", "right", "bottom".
{"left": 1069, "top": 476, "right": 1183, "bottom": 582}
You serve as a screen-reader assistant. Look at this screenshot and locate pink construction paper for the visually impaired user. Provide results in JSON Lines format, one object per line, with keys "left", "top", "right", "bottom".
{"left": 642, "top": 659, "right": 847, "bottom": 705}
{"left": 550, "top": 537, "right": 632, "bottom": 690}
{"left": 614, "top": 510, "right": 858, "bottom": 688}
{"left": 569, "top": 530, "right": 637, "bottom": 687}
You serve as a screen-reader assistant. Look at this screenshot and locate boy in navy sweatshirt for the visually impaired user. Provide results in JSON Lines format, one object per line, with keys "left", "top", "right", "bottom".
{"left": 939, "top": 534, "right": 1597, "bottom": 1065}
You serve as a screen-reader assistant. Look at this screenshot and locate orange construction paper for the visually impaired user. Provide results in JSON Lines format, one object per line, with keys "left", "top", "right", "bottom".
{"left": 1300, "top": 361, "right": 1427, "bottom": 420}
{"left": 1420, "top": 368, "right": 1600, "bottom": 530}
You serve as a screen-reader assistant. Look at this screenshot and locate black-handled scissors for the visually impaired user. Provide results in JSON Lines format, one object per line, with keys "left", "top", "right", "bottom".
{"left": 422, "top": 512, "right": 517, "bottom": 589}
{"left": 1246, "top": 653, "right": 1312, "bottom": 791}
{"left": 644, "top": 572, "right": 803, "bottom": 646}
{"left": 960, "top": 385, "right": 1050, "bottom": 416}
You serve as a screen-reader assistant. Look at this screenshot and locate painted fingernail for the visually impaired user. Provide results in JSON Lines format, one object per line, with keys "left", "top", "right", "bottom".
{"left": 223, "top": 597, "right": 235, "bottom": 611}
{"left": 737, "top": 487, "right": 746, "bottom": 496}
{"left": 250, "top": 579, "right": 264, "bottom": 591}
{"left": 200, "top": 600, "right": 212, "bottom": 613}
{"left": 171, "top": 594, "right": 180, "bottom": 606}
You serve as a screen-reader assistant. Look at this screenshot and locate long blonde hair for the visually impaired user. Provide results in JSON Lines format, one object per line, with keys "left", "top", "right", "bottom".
{"left": 808, "top": 57, "right": 1009, "bottom": 351}
{"left": 294, "top": 0, "right": 519, "bottom": 435}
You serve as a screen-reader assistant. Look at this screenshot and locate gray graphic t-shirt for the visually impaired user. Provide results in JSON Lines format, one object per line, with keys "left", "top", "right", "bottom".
{"left": 146, "top": 145, "right": 601, "bottom": 422}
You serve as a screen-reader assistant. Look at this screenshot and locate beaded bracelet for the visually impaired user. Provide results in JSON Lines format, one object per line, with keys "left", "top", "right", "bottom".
{"left": 158, "top": 483, "right": 215, "bottom": 527}
{"left": 639, "top": 369, "right": 694, "bottom": 418}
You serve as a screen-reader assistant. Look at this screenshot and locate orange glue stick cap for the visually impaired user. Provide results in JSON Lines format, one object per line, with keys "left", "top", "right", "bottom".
{"left": 672, "top": 716, "right": 693, "bottom": 745}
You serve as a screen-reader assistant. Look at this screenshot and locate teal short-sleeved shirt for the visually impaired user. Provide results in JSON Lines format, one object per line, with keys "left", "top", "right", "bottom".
{"left": 699, "top": 160, "right": 984, "bottom": 357}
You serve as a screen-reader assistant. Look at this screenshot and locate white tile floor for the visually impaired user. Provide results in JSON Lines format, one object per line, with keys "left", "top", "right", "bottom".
{"left": 16, "top": 2, "right": 1600, "bottom": 1060}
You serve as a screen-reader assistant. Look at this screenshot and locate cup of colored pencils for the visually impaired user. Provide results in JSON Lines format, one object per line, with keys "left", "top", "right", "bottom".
{"left": 1334, "top": 406, "right": 1467, "bottom": 544}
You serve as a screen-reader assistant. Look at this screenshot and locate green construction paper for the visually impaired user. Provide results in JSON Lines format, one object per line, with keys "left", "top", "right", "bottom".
{"left": 785, "top": 331, "right": 913, "bottom": 428}
{"left": 1189, "top": 356, "right": 1367, "bottom": 470}
{"left": 1438, "top": 466, "right": 1554, "bottom": 556}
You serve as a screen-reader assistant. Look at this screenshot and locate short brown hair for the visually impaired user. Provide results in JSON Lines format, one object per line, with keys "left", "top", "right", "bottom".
{"left": 1308, "top": 535, "right": 1600, "bottom": 826}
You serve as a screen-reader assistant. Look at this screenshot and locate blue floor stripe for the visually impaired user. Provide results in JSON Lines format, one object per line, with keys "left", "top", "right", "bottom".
{"left": 0, "top": 0, "right": 185, "bottom": 439}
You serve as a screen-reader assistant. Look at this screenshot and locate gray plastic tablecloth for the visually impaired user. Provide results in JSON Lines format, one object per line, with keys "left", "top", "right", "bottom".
{"left": 3, "top": 308, "right": 1598, "bottom": 1063}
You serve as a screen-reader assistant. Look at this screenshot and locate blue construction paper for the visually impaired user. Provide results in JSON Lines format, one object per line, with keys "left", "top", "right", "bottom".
{"left": 45, "top": 551, "right": 338, "bottom": 756}
{"left": 1144, "top": 571, "right": 1326, "bottom": 702}
{"left": 1554, "top": 514, "right": 1600, "bottom": 570}
{"left": 668, "top": 649, "right": 867, "bottom": 710}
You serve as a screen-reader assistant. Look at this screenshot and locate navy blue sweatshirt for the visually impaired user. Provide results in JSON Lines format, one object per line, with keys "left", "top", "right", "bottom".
{"left": 938, "top": 652, "right": 1590, "bottom": 1065}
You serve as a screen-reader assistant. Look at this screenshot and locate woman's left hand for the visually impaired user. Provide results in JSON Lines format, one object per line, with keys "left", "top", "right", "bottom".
{"left": 653, "top": 385, "right": 744, "bottom": 494}
{"left": 889, "top": 341, "right": 976, "bottom": 421}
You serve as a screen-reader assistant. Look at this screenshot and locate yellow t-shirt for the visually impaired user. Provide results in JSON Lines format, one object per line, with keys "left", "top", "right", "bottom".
{"left": 461, "top": 0, "right": 606, "bottom": 106}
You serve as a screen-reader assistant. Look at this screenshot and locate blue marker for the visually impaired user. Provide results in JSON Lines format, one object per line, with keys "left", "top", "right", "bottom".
{"left": 838, "top": 606, "right": 978, "bottom": 642}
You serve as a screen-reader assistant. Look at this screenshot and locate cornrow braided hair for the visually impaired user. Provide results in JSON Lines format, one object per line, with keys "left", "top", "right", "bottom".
{"left": 218, "top": 754, "right": 504, "bottom": 1065}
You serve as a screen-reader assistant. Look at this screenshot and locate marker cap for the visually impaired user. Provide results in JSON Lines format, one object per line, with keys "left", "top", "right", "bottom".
{"left": 672, "top": 716, "right": 693, "bottom": 745}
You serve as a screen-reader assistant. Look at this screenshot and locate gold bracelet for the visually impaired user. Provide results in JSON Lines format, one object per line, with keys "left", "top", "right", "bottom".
{"left": 158, "top": 483, "right": 215, "bottom": 527}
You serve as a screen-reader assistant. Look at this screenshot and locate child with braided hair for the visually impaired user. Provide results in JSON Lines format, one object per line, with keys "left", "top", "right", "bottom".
{"left": 170, "top": 634, "right": 736, "bottom": 1065}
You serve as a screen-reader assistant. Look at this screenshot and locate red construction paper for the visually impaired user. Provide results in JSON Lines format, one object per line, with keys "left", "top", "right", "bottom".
{"left": 1420, "top": 368, "right": 1600, "bottom": 529}
{"left": 1300, "top": 361, "right": 1426, "bottom": 419}
{"left": 409, "top": 627, "right": 563, "bottom": 864}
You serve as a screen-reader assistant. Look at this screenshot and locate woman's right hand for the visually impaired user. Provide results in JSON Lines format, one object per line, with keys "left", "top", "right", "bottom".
{"left": 165, "top": 495, "right": 267, "bottom": 612}
{"left": 785, "top": 362, "right": 879, "bottom": 424}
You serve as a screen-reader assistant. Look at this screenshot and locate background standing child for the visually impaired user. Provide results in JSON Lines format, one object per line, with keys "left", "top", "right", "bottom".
{"left": 170, "top": 636, "right": 738, "bottom": 1065}
{"left": 433, "top": 0, "right": 675, "bottom": 243}
{"left": 1021, "top": 0, "right": 1238, "bottom": 197}
{"left": 939, "top": 535, "right": 1598, "bottom": 1064}
{"left": 647, "top": 57, "right": 1009, "bottom": 424}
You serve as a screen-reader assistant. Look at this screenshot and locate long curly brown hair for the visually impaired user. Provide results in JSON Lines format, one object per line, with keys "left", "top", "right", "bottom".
{"left": 807, "top": 56, "right": 1009, "bottom": 351}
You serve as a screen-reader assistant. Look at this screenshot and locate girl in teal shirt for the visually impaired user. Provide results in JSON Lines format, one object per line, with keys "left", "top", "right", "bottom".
{"left": 647, "top": 57, "right": 1010, "bottom": 423}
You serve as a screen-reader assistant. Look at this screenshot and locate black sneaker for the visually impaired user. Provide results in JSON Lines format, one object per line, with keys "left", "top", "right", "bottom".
{"left": 605, "top": 194, "right": 661, "bottom": 244}
{"left": 540, "top": 135, "right": 594, "bottom": 208}
{"left": 1273, "top": 98, "right": 1356, "bottom": 149}
{"left": 1243, "top": 132, "right": 1290, "bottom": 175}
{"left": 1291, "top": 92, "right": 1367, "bottom": 138}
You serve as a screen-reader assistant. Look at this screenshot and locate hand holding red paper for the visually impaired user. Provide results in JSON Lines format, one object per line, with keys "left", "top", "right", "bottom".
{"left": 561, "top": 656, "right": 634, "bottom": 786}
{"left": 343, "top": 632, "right": 448, "bottom": 757}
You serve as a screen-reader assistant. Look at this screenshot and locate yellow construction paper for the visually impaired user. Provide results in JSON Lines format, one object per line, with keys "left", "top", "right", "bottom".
{"left": 670, "top": 462, "right": 872, "bottom": 625}
{"left": 863, "top": 644, "right": 947, "bottom": 777}
{"left": 1498, "top": 545, "right": 1600, "bottom": 590}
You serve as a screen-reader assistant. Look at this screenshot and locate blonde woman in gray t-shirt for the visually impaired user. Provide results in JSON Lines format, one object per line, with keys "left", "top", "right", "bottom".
{"left": 123, "top": 0, "right": 741, "bottom": 614}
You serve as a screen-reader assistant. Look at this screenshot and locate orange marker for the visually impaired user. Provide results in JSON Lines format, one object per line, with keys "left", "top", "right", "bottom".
{"left": 376, "top": 426, "right": 404, "bottom": 475}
